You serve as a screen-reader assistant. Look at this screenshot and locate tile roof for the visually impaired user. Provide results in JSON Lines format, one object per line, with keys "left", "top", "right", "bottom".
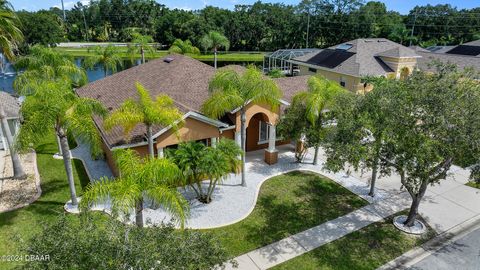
{"left": 0, "top": 92, "right": 20, "bottom": 118}
{"left": 273, "top": 76, "right": 310, "bottom": 103}
{"left": 291, "top": 38, "right": 421, "bottom": 77}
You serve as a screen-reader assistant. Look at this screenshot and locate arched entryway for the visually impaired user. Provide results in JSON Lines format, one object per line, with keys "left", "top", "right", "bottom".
{"left": 246, "top": 112, "right": 272, "bottom": 152}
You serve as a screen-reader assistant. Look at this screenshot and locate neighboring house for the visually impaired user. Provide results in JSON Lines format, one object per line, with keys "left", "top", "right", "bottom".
{"left": 0, "top": 92, "right": 20, "bottom": 151}
{"left": 413, "top": 39, "right": 480, "bottom": 73}
{"left": 288, "top": 38, "right": 421, "bottom": 92}
{"left": 76, "top": 55, "right": 308, "bottom": 175}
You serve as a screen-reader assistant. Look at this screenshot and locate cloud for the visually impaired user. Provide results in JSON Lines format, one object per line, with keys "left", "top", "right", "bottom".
{"left": 173, "top": 6, "right": 193, "bottom": 11}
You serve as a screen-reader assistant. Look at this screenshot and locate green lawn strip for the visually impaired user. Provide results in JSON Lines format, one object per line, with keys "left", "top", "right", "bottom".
{"left": 202, "top": 171, "right": 368, "bottom": 257}
{"left": 53, "top": 47, "right": 265, "bottom": 62}
{"left": 466, "top": 181, "right": 480, "bottom": 189}
{"left": 273, "top": 211, "right": 437, "bottom": 270}
{"left": 0, "top": 133, "right": 92, "bottom": 269}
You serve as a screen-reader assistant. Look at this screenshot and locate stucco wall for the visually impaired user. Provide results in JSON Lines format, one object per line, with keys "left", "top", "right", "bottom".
{"left": 235, "top": 102, "right": 280, "bottom": 132}
{"left": 298, "top": 66, "right": 363, "bottom": 92}
{"left": 155, "top": 117, "right": 221, "bottom": 148}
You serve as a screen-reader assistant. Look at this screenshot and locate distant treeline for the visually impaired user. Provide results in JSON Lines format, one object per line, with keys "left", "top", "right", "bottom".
{"left": 16, "top": 0, "right": 480, "bottom": 51}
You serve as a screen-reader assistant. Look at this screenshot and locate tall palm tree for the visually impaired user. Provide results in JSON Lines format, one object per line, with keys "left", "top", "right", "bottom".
{"left": 127, "top": 32, "right": 155, "bottom": 64}
{"left": 81, "top": 149, "right": 189, "bottom": 228}
{"left": 200, "top": 31, "right": 230, "bottom": 69}
{"left": 0, "top": 104, "right": 26, "bottom": 179}
{"left": 168, "top": 39, "right": 200, "bottom": 55}
{"left": 294, "top": 76, "right": 345, "bottom": 165}
{"left": 14, "top": 45, "right": 88, "bottom": 94}
{"left": 172, "top": 139, "right": 241, "bottom": 203}
{"left": 201, "top": 66, "right": 282, "bottom": 187}
{"left": 16, "top": 80, "right": 107, "bottom": 206}
{"left": 0, "top": 0, "right": 25, "bottom": 179}
{"left": 0, "top": 0, "right": 23, "bottom": 60}
{"left": 104, "top": 82, "right": 183, "bottom": 159}
{"left": 83, "top": 45, "right": 123, "bottom": 78}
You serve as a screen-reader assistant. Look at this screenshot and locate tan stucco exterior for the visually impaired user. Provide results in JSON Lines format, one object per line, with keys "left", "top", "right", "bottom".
{"left": 298, "top": 66, "right": 365, "bottom": 93}
{"left": 234, "top": 102, "right": 280, "bottom": 132}
{"left": 378, "top": 56, "right": 417, "bottom": 79}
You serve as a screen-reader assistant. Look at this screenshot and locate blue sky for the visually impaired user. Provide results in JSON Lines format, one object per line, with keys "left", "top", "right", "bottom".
{"left": 10, "top": 0, "right": 480, "bottom": 14}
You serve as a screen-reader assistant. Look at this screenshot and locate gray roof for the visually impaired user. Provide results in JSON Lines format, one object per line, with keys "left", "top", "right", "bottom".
{"left": 425, "top": 46, "right": 456, "bottom": 54}
{"left": 291, "top": 38, "right": 420, "bottom": 77}
{"left": 413, "top": 47, "right": 480, "bottom": 73}
{"left": 464, "top": 39, "right": 480, "bottom": 46}
{"left": 0, "top": 92, "right": 20, "bottom": 119}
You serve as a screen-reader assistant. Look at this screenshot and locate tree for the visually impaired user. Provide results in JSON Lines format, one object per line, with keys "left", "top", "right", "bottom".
{"left": 172, "top": 139, "right": 241, "bottom": 203}
{"left": 200, "top": 31, "right": 230, "bottom": 69}
{"left": 16, "top": 80, "right": 106, "bottom": 206}
{"left": 201, "top": 66, "right": 282, "bottom": 187}
{"left": 127, "top": 32, "right": 155, "bottom": 64}
{"left": 83, "top": 45, "right": 123, "bottom": 77}
{"left": 0, "top": 104, "right": 26, "bottom": 179}
{"left": 0, "top": 0, "right": 23, "bottom": 60}
{"left": 104, "top": 82, "right": 183, "bottom": 159}
{"left": 17, "top": 10, "right": 65, "bottom": 46}
{"left": 81, "top": 149, "right": 189, "bottom": 228}
{"left": 19, "top": 214, "right": 230, "bottom": 269}
{"left": 14, "top": 45, "right": 87, "bottom": 93}
{"left": 293, "top": 75, "right": 346, "bottom": 165}
{"left": 372, "top": 65, "right": 480, "bottom": 227}
{"left": 168, "top": 39, "right": 200, "bottom": 55}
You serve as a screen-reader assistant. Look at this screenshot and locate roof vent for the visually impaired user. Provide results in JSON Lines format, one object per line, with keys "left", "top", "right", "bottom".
{"left": 164, "top": 57, "right": 175, "bottom": 63}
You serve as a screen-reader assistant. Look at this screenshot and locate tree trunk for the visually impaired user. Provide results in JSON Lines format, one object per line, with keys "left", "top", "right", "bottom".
{"left": 404, "top": 179, "right": 429, "bottom": 227}
{"left": 368, "top": 164, "right": 378, "bottom": 197}
{"left": 313, "top": 146, "right": 319, "bottom": 165}
{"left": 147, "top": 125, "right": 154, "bottom": 159}
{"left": 214, "top": 47, "right": 217, "bottom": 69}
{"left": 135, "top": 197, "right": 144, "bottom": 228}
{"left": 58, "top": 128, "right": 78, "bottom": 205}
{"left": 0, "top": 106, "right": 26, "bottom": 180}
{"left": 240, "top": 110, "right": 247, "bottom": 187}
{"left": 141, "top": 46, "right": 145, "bottom": 64}
{"left": 56, "top": 134, "right": 63, "bottom": 156}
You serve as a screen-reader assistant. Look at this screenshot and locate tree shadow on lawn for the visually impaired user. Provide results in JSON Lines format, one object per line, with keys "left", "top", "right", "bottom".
{"left": 221, "top": 171, "right": 368, "bottom": 255}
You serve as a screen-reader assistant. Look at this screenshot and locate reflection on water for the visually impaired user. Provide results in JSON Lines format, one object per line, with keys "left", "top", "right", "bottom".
{"left": 0, "top": 56, "right": 261, "bottom": 94}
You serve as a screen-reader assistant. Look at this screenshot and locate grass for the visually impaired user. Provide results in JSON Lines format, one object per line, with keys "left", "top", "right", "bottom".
{"left": 273, "top": 211, "right": 436, "bottom": 270}
{"left": 53, "top": 47, "right": 265, "bottom": 62}
{"left": 0, "top": 132, "right": 91, "bottom": 269}
{"left": 466, "top": 181, "right": 480, "bottom": 189}
{"left": 203, "top": 171, "right": 368, "bottom": 257}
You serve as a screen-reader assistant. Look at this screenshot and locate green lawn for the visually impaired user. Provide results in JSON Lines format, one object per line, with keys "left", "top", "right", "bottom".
{"left": 466, "top": 181, "right": 480, "bottom": 189}
{"left": 273, "top": 212, "right": 436, "bottom": 270}
{"left": 53, "top": 47, "right": 265, "bottom": 62}
{"left": 203, "top": 171, "right": 368, "bottom": 257}
{"left": 0, "top": 133, "right": 91, "bottom": 269}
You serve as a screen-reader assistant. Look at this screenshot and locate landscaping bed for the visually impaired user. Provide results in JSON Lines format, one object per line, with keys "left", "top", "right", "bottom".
{"left": 203, "top": 171, "right": 368, "bottom": 257}
{"left": 273, "top": 211, "right": 436, "bottom": 270}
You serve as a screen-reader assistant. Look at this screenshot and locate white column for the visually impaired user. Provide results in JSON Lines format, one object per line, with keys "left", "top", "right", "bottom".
{"left": 268, "top": 124, "right": 276, "bottom": 152}
{"left": 211, "top": 137, "right": 218, "bottom": 148}
{"left": 234, "top": 131, "right": 241, "bottom": 147}
{"left": 0, "top": 125, "right": 6, "bottom": 151}
{"left": 157, "top": 146, "right": 164, "bottom": 158}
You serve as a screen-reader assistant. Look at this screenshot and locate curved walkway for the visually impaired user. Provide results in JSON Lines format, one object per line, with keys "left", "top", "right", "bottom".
{"left": 70, "top": 142, "right": 113, "bottom": 180}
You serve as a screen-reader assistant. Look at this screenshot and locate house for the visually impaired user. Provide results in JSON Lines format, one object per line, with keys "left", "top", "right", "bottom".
{"left": 0, "top": 92, "right": 21, "bottom": 151}
{"left": 76, "top": 55, "right": 309, "bottom": 175}
{"left": 288, "top": 38, "right": 421, "bottom": 92}
{"left": 412, "top": 39, "right": 480, "bottom": 73}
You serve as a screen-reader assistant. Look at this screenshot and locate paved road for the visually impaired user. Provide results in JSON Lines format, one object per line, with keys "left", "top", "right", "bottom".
{"left": 409, "top": 227, "right": 480, "bottom": 270}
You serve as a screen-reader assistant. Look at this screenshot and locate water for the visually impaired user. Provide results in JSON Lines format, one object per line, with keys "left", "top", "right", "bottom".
{"left": 0, "top": 56, "right": 262, "bottom": 94}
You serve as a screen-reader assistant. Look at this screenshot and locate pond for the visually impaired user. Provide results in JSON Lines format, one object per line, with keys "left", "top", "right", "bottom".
{"left": 0, "top": 55, "right": 262, "bottom": 94}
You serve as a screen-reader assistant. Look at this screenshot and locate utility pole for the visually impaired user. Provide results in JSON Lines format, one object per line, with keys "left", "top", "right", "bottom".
{"left": 82, "top": 7, "right": 89, "bottom": 41}
{"left": 61, "top": 0, "right": 66, "bottom": 21}
{"left": 306, "top": 11, "right": 310, "bottom": 48}
{"left": 409, "top": 12, "right": 417, "bottom": 47}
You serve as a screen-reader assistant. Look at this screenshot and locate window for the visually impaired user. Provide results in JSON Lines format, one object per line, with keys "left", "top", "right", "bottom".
{"left": 308, "top": 67, "right": 317, "bottom": 73}
{"left": 259, "top": 121, "right": 270, "bottom": 143}
{"left": 340, "top": 77, "right": 346, "bottom": 87}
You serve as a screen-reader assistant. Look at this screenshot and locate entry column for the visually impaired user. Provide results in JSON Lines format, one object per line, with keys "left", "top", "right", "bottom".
{"left": 264, "top": 124, "right": 278, "bottom": 165}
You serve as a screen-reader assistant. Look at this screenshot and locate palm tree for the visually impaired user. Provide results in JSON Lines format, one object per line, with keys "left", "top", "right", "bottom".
{"left": 0, "top": 104, "right": 26, "bottom": 179}
{"left": 104, "top": 82, "right": 183, "bottom": 159}
{"left": 293, "top": 76, "right": 345, "bottom": 165}
{"left": 127, "top": 32, "right": 155, "bottom": 64}
{"left": 14, "top": 45, "right": 88, "bottom": 94}
{"left": 172, "top": 139, "right": 241, "bottom": 203}
{"left": 201, "top": 66, "right": 282, "bottom": 187}
{"left": 83, "top": 45, "right": 123, "bottom": 78}
{"left": 200, "top": 31, "right": 230, "bottom": 69}
{"left": 168, "top": 39, "right": 200, "bottom": 55}
{"left": 16, "top": 80, "right": 107, "bottom": 206}
{"left": 0, "top": 0, "right": 23, "bottom": 60}
{"left": 81, "top": 149, "right": 189, "bottom": 228}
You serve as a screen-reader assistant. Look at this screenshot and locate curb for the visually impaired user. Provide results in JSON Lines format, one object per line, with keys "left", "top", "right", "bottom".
{"left": 377, "top": 213, "right": 480, "bottom": 270}
{"left": 0, "top": 150, "right": 42, "bottom": 214}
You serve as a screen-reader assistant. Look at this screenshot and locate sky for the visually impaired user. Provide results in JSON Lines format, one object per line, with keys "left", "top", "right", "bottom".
{"left": 10, "top": 0, "right": 480, "bottom": 14}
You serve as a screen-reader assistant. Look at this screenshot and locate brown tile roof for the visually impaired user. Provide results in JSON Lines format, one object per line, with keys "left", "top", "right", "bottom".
{"left": 0, "top": 92, "right": 20, "bottom": 118}
{"left": 274, "top": 76, "right": 309, "bottom": 103}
